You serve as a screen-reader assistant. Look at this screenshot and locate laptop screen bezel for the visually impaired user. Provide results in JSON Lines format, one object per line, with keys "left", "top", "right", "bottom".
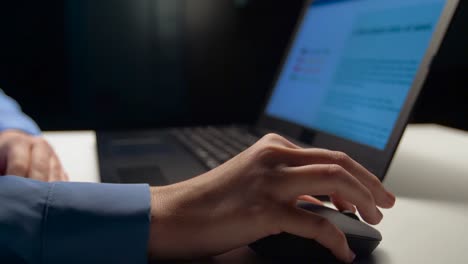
{"left": 256, "top": 0, "right": 459, "bottom": 180}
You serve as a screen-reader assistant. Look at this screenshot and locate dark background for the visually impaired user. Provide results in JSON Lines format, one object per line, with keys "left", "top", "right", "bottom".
{"left": 0, "top": 0, "right": 467, "bottom": 131}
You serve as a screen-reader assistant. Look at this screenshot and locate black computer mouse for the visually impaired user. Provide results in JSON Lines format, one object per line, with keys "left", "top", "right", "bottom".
{"left": 249, "top": 202, "right": 382, "bottom": 263}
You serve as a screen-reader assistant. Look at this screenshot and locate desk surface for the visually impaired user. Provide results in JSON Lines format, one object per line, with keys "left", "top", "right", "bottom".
{"left": 43, "top": 124, "right": 468, "bottom": 264}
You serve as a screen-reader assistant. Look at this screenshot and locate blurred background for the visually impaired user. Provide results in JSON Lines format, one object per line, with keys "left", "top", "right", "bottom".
{"left": 0, "top": 0, "right": 466, "bottom": 131}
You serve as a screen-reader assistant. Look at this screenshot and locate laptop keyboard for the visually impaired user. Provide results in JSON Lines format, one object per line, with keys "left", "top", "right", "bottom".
{"left": 171, "top": 126, "right": 260, "bottom": 169}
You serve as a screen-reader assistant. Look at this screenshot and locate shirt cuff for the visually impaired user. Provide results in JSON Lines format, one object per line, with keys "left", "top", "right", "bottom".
{"left": 42, "top": 182, "right": 151, "bottom": 263}
{"left": 0, "top": 110, "right": 41, "bottom": 136}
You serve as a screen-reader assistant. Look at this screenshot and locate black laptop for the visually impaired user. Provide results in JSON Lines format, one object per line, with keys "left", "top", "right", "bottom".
{"left": 97, "top": 0, "right": 458, "bottom": 186}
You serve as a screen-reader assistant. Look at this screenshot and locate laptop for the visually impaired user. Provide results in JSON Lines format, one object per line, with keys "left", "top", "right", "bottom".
{"left": 97, "top": 0, "right": 459, "bottom": 186}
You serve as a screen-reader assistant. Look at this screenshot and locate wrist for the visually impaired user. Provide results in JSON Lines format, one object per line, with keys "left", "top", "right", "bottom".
{"left": 147, "top": 177, "right": 217, "bottom": 260}
{"left": 148, "top": 187, "right": 159, "bottom": 260}
{"left": 148, "top": 185, "right": 180, "bottom": 260}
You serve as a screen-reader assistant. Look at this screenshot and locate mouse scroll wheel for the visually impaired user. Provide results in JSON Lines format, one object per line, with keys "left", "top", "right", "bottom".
{"left": 341, "top": 210, "right": 360, "bottom": 221}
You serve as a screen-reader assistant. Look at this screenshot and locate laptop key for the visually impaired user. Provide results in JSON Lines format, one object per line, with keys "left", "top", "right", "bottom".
{"left": 173, "top": 127, "right": 251, "bottom": 170}
{"left": 206, "top": 126, "right": 248, "bottom": 152}
{"left": 204, "top": 158, "right": 221, "bottom": 170}
{"left": 195, "top": 128, "right": 238, "bottom": 158}
{"left": 222, "top": 127, "right": 259, "bottom": 147}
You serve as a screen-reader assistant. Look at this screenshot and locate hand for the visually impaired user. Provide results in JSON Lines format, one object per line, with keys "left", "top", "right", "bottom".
{"left": 0, "top": 130, "right": 68, "bottom": 182}
{"left": 148, "top": 134, "right": 396, "bottom": 263}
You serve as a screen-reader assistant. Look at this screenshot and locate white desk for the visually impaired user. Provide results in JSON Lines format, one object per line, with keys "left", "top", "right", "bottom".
{"left": 43, "top": 124, "right": 468, "bottom": 264}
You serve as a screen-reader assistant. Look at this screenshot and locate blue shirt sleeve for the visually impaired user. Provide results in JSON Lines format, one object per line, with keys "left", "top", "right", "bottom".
{"left": 0, "top": 176, "right": 151, "bottom": 263}
{"left": 0, "top": 90, "right": 41, "bottom": 135}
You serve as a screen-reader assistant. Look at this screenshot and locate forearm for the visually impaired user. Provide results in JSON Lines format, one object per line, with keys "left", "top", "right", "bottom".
{"left": 0, "top": 176, "right": 151, "bottom": 263}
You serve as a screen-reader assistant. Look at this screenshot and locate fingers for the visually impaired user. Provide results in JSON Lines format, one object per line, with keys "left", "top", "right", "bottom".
{"left": 5, "top": 141, "right": 31, "bottom": 176}
{"left": 49, "top": 156, "right": 63, "bottom": 182}
{"left": 48, "top": 158, "right": 59, "bottom": 181}
{"left": 299, "top": 194, "right": 356, "bottom": 214}
{"left": 0, "top": 131, "right": 67, "bottom": 182}
{"left": 28, "top": 138, "right": 68, "bottom": 182}
{"left": 28, "top": 141, "right": 52, "bottom": 181}
{"left": 297, "top": 195, "right": 324, "bottom": 206}
{"left": 331, "top": 194, "right": 356, "bottom": 213}
{"left": 277, "top": 148, "right": 396, "bottom": 209}
{"left": 280, "top": 206, "right": 355, "bottom": 263}
{"left": 280, "top": 164, "right": 382, "bottom": 224}
{"left": 52, "top": 155, "right": 68, "bottom": 182}
{"left": 62, "top": 172, "right": 70, "bottom": 181}
{"left": 263, "top": 134, "right": 301, "bottom": 149}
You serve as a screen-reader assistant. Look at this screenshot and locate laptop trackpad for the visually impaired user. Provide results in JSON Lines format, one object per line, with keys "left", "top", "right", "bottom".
{"left": 117, "top": 165, "right": 168, "bottom": 186}
{"left": 107, "top": 132, "right": 207, "bottom": 185}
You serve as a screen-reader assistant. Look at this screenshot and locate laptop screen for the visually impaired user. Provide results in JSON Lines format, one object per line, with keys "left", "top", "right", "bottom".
{"left": 266, "top": 0, "right": 447, "bottom": 150}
